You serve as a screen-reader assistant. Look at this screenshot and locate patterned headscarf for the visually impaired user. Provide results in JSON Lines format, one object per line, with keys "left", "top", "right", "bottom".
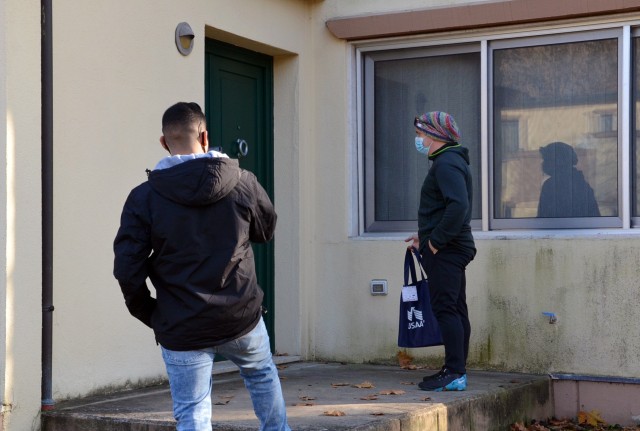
{"left": 414, "top": 111, "right": 461, "bottom": 143}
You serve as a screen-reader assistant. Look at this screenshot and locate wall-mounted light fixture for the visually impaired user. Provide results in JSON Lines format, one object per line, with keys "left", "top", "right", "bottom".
{"left": 175, "top": 22, "right": 194, "bottom": 56}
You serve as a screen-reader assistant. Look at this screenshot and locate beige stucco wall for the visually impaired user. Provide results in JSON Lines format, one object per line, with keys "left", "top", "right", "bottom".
{"left": 307, "top": 235, "right": 640, "bottom": 377}
{"left": 1, "top": 0, "right": 638, "bottom": 429}
{"left": 327, "top": 0, "right": 480, "bottom": 16}
{"left": 50, "top": 0, "right": 311, "bottom": 403}
{"left": 0, "top": 0, "right": 43, "bottom": 430}
{"left": 307, "top": 0, "right": 640, "bottom": 378}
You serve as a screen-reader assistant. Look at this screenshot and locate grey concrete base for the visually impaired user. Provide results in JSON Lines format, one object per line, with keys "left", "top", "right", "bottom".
{"left": 42, "top": 362, "right": 553, "bottom": 431}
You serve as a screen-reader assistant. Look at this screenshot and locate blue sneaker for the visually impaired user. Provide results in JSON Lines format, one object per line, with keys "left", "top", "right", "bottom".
{"left": 436, "top": 374, "right": 467, "bottom": 392}
{"left": 418, "top": 369, "right": 467, "bottom": 391}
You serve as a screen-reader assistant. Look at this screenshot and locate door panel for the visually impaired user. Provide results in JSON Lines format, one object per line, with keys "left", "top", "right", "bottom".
{"left": 217, "top": 60, "right": 263, "bottom": 175}
{"left": 205, "top": 39, "right": 275, "bottom": 350}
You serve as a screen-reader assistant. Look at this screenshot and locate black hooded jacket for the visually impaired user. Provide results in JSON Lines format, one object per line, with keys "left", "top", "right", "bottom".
{"left": 418, "top": 145, "right": 475, "bottom": 256}
{"left": 113, "top": 156, "right": 276, "bottom": 351}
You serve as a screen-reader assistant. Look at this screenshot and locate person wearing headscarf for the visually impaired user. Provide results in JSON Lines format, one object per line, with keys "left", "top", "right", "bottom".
{"left": 537, "top": 141, "right": 600, "bottom": 218}
{"left": 405, "top": 111, "right": 476, "bottom": 392}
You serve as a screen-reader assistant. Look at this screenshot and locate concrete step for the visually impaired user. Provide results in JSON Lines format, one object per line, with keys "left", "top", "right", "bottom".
{"left": 42, "top": 362, "right": 553, "bottom": 431}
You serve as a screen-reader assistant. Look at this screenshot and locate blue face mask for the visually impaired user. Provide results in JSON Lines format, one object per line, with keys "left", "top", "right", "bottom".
{"left": 415, "top": 137, "right": 430, "bottom": 155}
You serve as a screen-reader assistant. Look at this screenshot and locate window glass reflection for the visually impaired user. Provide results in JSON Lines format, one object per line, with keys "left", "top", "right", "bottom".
{"left": 633, "top": 37, "right": 640, "bottom": 217}
{"left": 493, "top": 39, "right": 618, "bottom": 219}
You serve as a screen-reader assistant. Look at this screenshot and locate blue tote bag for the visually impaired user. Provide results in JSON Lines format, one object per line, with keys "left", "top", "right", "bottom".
{"left": 397, "top": 247, "right": 443, "bottom": 348}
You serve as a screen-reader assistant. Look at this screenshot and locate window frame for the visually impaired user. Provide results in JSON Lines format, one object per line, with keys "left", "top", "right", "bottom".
{"left": 354, "top": 21, "right": 640, "bottom": 236}
{"left": 489, "top": 28, "right": 624, "bottom": 230}
{"left": 362, "top": 43, "right": 482, "bottom": 233}
{"left": 631, "top": 27, "right": 640, "bottom": 227}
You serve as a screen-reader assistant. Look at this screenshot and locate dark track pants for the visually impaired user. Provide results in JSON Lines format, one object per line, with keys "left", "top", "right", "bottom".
{"left": 421, "top": 247, "right": 473, "bottom": 375}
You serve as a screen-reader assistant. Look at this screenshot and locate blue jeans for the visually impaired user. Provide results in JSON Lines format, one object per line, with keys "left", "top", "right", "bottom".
{"left": 160, "top": 318, "right": 291, "bottom": 431}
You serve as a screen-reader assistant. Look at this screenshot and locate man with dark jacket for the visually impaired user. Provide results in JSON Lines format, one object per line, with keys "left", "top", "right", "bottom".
{"left": 405, "top": 111, "right": 476, "bottom": 392}
{"left": 114, "top": 102, "right": 290, "bottom": 431}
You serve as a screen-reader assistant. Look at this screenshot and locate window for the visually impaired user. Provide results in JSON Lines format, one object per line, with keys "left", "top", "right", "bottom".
{"left": 359, "top": 26, "right": 639, "bottom": 232}
{"left": 633, "top": 33, "right": 640, "bottom": 220}
{"left": 491, "top": 32, "right": 620, "bottom": 229}
{"left": 363, "top": 45, "right": 481, "bottom": 232}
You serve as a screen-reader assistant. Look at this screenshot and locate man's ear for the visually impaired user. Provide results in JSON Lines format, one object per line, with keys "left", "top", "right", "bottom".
{"left": 200, "top": 130, "right": 209, "bottom": 153}
{"left": 160, "top": 136, "right": 171, "bottom": 154}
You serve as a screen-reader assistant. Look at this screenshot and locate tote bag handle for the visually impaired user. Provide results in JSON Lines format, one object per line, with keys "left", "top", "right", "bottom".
{"left": 404, "top": 247, "right": 426, "bottom": 286}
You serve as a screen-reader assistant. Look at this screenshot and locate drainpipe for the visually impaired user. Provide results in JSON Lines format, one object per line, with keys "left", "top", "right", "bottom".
{"left": 41, "top": 0, "right": 55, "bottom": 411}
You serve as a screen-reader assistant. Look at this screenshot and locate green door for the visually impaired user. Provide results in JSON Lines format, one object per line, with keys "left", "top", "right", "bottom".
{"left": 205, "top": 39, "right": 275, "bottom": 349}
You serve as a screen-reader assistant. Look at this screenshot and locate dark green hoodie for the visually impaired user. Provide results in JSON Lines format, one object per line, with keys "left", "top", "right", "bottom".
{"left": 418, "top": 145, "right": 476, "bottom": 256}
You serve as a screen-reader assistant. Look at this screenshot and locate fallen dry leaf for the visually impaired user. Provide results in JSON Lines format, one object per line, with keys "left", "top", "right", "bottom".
{"left": 508, "top": 415, "right": 639, "bottom": 431}
{"left": 293, "top": 402, "right": 315, "bottom": 407}
{"left": 299, "top": 396, "right": 316, "bottom": 401}
{"left": 547, "top": 418, "right": 573, "bottom": 426}
{"left": 420, "top": 396, "right": 431, "bottom": 401}
{"left": 277, "top": 365, "right": 289, "bottom": 370}
{"left": 213, "top": 395, "right": 234, "bottom": 405}
{"left": 378, "top": 389, "right": 405, "bottom": 395}
{"left": 360, "top": 394, "right": 379, "bottom": 400}
{"left": 397, "top": 350, "right": 414, "bottom": 367}
{"left": 400, "top": 381, "right": 415, "bottom": 385}
{"left": 370, "top": 412, "right": 385, "bottom": 416}
{"left": 352, "top": 381, "right": 375, "bottom": 389}
{"left": 401, "top": 364, "right": 419, "bottom": 370}
{"left": 331, "top": 382, "right": 350, "bottom": 387}
{"left": 578, "top": 410, "right": 605, "bottom": 426}
{"left": 322, "top": 410, "right": 346, "bottom": 417}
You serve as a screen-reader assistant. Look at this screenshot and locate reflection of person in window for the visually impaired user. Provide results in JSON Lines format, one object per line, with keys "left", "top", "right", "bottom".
{"left": 537, "top": 141, "right": 600, "bottom": 218}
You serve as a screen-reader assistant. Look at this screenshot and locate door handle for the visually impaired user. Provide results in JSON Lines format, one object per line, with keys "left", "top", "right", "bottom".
{"left": 235, "top": 139, "right": 249, "bottom": 158}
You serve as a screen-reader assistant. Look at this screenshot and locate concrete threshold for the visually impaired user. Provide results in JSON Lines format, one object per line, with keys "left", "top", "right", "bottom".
{"left": 41, "top": 361, "right": 553, "bottom": 431}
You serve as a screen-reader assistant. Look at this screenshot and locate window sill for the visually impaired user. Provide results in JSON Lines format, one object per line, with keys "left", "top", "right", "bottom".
{"left": 352, "top": 228, "right": 640, "bottom": 241}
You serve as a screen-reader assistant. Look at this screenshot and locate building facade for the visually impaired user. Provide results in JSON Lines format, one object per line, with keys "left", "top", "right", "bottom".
{"left": 0, "top": 0, "right": 639, "bottom": 429}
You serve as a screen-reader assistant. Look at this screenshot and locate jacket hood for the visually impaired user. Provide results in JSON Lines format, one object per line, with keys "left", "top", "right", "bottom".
{"left": 429, "top": 144, "right": 470, "bottom": 165}
{"left": 148, "top": 157, "right": 241, "bottom": 206}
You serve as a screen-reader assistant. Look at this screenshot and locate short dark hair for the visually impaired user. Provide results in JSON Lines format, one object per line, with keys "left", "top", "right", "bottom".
{"left": 162, "top": 102, "right": 206, "bottom": 133}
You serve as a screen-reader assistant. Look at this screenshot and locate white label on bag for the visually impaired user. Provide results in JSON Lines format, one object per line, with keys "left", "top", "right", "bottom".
{"left": 401, "top": 285, "right": 418, "bottom": 302}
